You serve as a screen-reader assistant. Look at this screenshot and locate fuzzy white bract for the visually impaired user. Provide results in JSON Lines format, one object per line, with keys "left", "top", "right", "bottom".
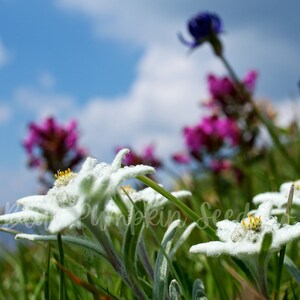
{"left": 0, "top": 149, "right": 154, "bottom": 233}
{"left": 190, "top": 200, "right": 300, "bottom": 257}
{"left": 105, "top": 186, "right": 191, "bottom": 225}
{"left": 253, "top": 180, "right": 300, "bottom": 209}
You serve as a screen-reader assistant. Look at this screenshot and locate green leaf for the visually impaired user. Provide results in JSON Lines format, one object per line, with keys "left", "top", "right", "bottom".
{"left": 169, "top": 279, "right": 182, "bottom": 300}
{"left": 57, "top": 233, "right": 66, "bottom": 300}
{"left": 153, "top": 220, "right": 181, "bottom": 300}
{"left": 284, "top": 255, "right": 300, "bottom": 285}
{"left": 122, "top": 200, "right": 148, "bottom": 299}
{"left": 44, "top": 242, "right": 51, "bottom": 300}
{"left": 113, "top": 192, "right": 130, "bottom": 219}
{"left": 259, "top": 231, "right": 273, "bottom": 267}
{"left": 192, "top": 279, "right": 207, "bottom": 300}
{"left": 16, "top": 234, "right": 107, "bottom": 260}
{"left": 136, "top": 175, "right": 217, "bottom": 239}
{"left": 170, "top": 222, "right": 196, "bottom": 260}
{"left": 232, "top": 257, "right": 256, "bottom": 285}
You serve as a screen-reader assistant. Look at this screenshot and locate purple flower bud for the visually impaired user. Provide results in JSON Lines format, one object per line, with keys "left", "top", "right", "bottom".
{"left": 179, "top": 12, "right": 222, "bottom": 53}
{"left": 243, "top": 70, "right": 258, "bottom": 93}
{"left": 172, "top": 153, "right": 191, "bottom": 164}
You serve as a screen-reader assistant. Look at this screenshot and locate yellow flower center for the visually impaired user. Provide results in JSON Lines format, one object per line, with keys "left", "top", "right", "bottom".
{"left": 54, "top": 168, "right": 77, "bottom": 187}
{"left": 241, "top": 213, "right": 262, "bottom": 231}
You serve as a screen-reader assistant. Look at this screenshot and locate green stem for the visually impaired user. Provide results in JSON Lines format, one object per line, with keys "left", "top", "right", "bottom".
{"left": 219, "top": 54, "right": 240, "bottom": 84}
{"left": 137, "top": 175, "right": 217, "bottom": 239}
{"left": 83, "top": 217, "right": 127, "bottom": 281}
{"left": 84, "top": 217, "right": 148, "bottom": 298}
{"left": 44, "top": 242, "right": 51, "bottom": 300}
{"left": 274, "top": 184, "right": 294, "bottom": 299}
{"left": 274, "top": 247, "right": 286, "bottom": 300}
{"left": 219, "top": 54, "right": 299, "bottom": 176}
{"left": 57, "top": 233, "right": 66, "bottom": 300}
{"left": 244, "top": 256, "right": 269, "bottom": 299}
{"left": 16, "top": 233, "right": 107, "bottom": 260}
{"left": 138, "top": 238, "right": 154, "bottom": 280}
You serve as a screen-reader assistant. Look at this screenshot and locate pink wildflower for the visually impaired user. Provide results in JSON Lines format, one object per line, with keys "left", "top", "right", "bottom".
{"left": 172, "top": 153, "right": 191, "bottom": 164}
{"left": 22, "top": 117, "right": 86, "bottom": 173}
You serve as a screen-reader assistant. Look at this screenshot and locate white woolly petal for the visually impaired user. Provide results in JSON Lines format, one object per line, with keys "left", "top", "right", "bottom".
{"left": 111, "top": 165, "right": 155, "bottom": 188}
{"left": 0, "top": 210, "right": 48, "bottom": 224}
{"left": 92, "top": 175, "right": 111, "bottom": 199}
{"left": 272, "top": 223, "right": 300, "bottom": 249}
{"left": 216, "top": 220, "right": 238, "bottom": 242}
{"left": 171, "top": 191, "right": 192, "bottom": 198}
{"left": 112, "top": 148, "right": 130, "bottom": 170}
{"left": 190, "top": 239, "right": 264, "bottom": 257}
{"left": 280, "top": 182, "right": 293, "bottom": 194}
{"left": 256, "top": 200, "right": 273, "bottom": 220}
{"left": 253, "top": 192, "right": 286, "bottom": 207}
{"left": 19, "top": 200, "right": 59, "bottom": 215}
{"left": 230, "top": 241, "right": 262, "bottom": 256}
{"left": 48, "top": 208, "right": 80, "bottom": 233}
{"left": 80, "top": 157, "right": 98, "bottom": 172}
{"left": 250, "top": 208, "right": 289, "bottom": 216}
{"left": 190, "top": 241, "right": 233, "bottom": 256}
{"left": 17, "top": 195, "right": 46, "bottom": 206}
{"left": 105, "top": 200, "right": 122, "bottom": 214}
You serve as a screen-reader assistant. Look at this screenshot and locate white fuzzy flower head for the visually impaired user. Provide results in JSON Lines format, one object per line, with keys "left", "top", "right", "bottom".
{"left": 104, "top": 185, "right": 191, "bottom": 226}
{"left": 0, "top": 149, "right": 155, "bottom": 233}
{"left": 190, "top": 201, "right": 300, "bottom": 258}
{"left": 253, "top": 180, "right": 300, "bottom": 211}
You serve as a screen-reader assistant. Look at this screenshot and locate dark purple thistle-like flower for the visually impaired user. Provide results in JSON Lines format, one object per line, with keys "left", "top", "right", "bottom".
{"left": 179, "top": 12, "right": 222, "bottom": 49}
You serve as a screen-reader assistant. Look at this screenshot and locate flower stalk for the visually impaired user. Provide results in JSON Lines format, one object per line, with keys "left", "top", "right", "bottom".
{"left": 274, "top": 184, "right": 294, "bottom": 300}
{"left": 219, "top": 53, "right": 299, "bottom": 176}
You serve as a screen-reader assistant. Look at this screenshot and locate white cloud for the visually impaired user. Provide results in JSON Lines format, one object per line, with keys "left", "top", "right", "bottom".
{"left": 56, "top": 0, "right": 195, "bottom": 47}
{"left": 274, "top": 99, "right": 300, "bottom": 128}
{"left": 77, "top": 44, "right": 222, "bottom": 160}
{"left": 0, "top": 167, "right": 39, "bottom": 206}
{"left": 0, "top": 104, "right": 12, "bottom": 124}
{"left": 14, "top": 86, "right": 76, "bottom": 119}
{"left": 0, "top": 39, "right": 9, "bottom": 66}
{"left": 56, "top": 0, "right": 299, "bottom": 99}
{"left": 38, "top": 71, "right": 56, "bottom": 89}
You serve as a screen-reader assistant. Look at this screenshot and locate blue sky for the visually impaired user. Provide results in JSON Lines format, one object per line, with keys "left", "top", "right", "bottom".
{"left": 0, "top": 0, "right": 299, "bottom": 205}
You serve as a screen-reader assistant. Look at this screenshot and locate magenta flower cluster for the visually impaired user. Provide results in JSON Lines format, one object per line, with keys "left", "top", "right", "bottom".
{"left": 184, "top": 115, "right": 240, "bottom": 153}
{"left": 23, "top": 117, "right": 86, "bottom": 173}
{"left": 207, "top": 71, "right": 258, "bottom": 111}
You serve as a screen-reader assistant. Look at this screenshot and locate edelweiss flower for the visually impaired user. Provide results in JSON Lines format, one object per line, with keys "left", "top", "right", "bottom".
{"left": 105, "top": 186, "right": 191, "bottom": 224}
{"left": 0, "top": 149, "right": 154, "bottom": 233}
{"left": 190, "top": 201, "right": 300, "bottom": 258}
{"left": 253, "top": 180, "right": 300, "bottom": 214}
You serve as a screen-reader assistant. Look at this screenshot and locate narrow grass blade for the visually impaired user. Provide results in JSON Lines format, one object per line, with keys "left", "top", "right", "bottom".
{"left": 284, "top": 255, "right": 300, "bottom": 285}
{"left": 53, "top": 259, "right": 118, "bottom": 299}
